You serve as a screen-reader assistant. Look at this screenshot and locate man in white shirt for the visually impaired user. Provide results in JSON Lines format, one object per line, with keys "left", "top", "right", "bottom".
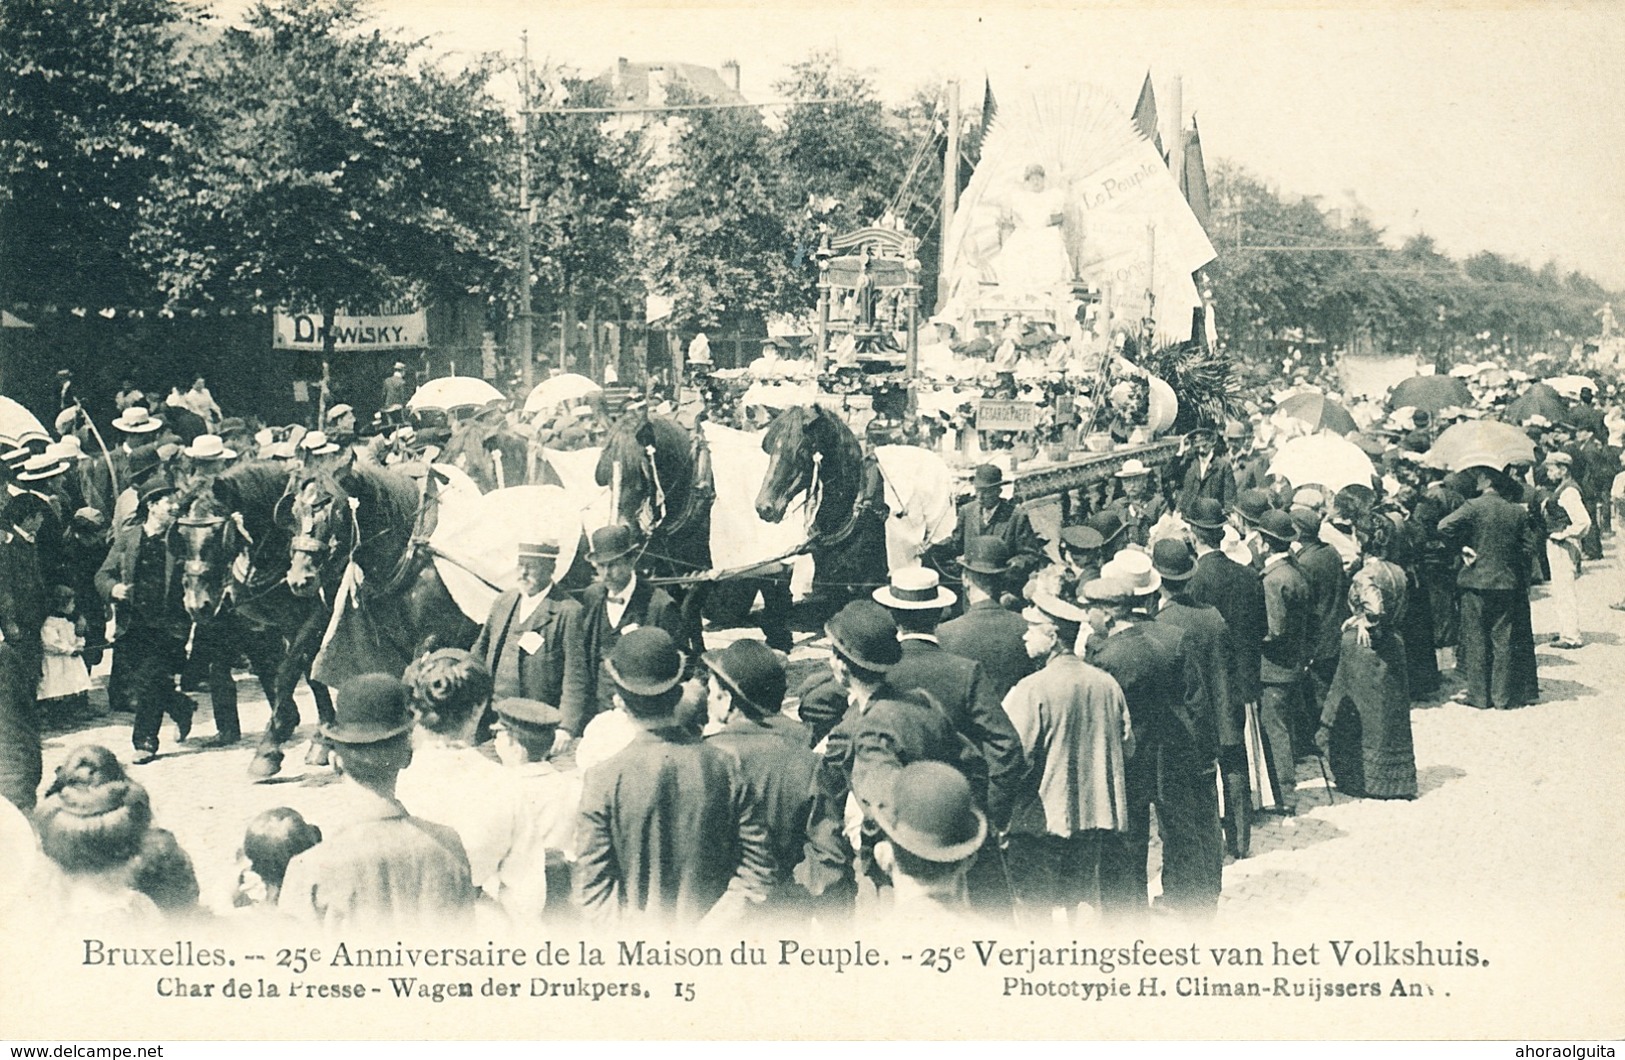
{"left": 1541, "top": 452, "right": 1590, "bottom": 649}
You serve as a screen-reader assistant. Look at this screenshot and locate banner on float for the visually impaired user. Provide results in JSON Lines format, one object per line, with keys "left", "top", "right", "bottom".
{"left": 977, "top": 399, "right": 1040, "bottom": 431}
{"left": 273, "top": 310, "right": 428, "bottom": 352}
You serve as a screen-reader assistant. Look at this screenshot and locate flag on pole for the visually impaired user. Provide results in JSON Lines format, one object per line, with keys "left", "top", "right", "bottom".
{"left": 1180, "top": 116, "right": 1212, "bottom": 232}
{"left": 979, "top": 76, "right": 998, "bottom": 142}
{"left": 1132, "top": 72, "right": 1164, "bottom": 158}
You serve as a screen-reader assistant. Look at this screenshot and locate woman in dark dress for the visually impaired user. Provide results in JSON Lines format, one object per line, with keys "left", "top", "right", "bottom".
{"left": 1315, "top": 515, "right": 1418, "bottom": 800}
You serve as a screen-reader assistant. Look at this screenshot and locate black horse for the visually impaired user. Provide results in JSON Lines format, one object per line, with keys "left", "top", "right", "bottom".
{"left": 284, "top": 459, "right": 478, "bottom": 688}
{"left": 180, "top": 460, "right": 338, "bottom": 778}
{"left": 754, "top": 404, "right": 890, "bottom": 624}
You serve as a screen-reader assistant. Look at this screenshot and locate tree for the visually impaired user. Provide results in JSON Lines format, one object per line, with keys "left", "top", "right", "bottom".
{"left": 635, "top": 82, "right": 794, "bottom": 333}
{"left": 132, "top": 0, "right": 513, "bottom": 350}
{"left": 0, "top": 0, "right": 200, "bottom": 310}
{"left": 524, "top": 75, "right": 645, "bottom": 371}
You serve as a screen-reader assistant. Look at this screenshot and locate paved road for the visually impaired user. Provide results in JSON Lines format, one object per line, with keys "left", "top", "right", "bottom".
{"left": 36, "top": 545, "right": 1625, "bottom": 924}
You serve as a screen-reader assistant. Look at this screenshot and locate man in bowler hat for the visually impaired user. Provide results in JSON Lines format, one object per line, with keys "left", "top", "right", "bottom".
{"left": 701, "top": 639, "right": 818, "bottom": 910}
{"left": 937, "top": 536, "right": 1036, "bottom": 701}
{"left": 952, "top": 464, "right": 1045, "bottom": 600}
{"left": 579, "top": 523, "right": 684, "bottom": 728}
{"left": 573, "top": 628, "right": 774, "bottom": 925}
{"left": 471, "top": 538, "right": 589, "bottom": 752}
{"left": 279, "top": 674, "right": 475, "bottom": 929}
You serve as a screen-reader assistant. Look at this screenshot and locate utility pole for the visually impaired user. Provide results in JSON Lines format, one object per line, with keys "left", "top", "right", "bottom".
{"left": 517, "top": 31, "right": 536, "bottom": 391}
{"left": 937, "top": 79, "right": 960, "bottom": 305}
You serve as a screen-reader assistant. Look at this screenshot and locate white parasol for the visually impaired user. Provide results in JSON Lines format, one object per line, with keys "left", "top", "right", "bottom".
{"left": 523, "top": 373, "right": 603, "bottom": 415}
{"left": 0, "top": 396, "right": 50, "bottom": 450}
{"left": 407, "top": 376, "right": 504, "bottom": 412}
{"left": 1268, "top": 433, "right": 1376, "bottom": 492}
{"left": 1544, "top": 374, "right": 1596, "bottom": 400}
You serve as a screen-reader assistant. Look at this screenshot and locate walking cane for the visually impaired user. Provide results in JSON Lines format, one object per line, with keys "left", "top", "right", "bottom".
{"left": 75, "top": 398, "right": 120, "bottom": 496}
{"left": 1313, "top": 752, "right": 1336, "bottom": 804}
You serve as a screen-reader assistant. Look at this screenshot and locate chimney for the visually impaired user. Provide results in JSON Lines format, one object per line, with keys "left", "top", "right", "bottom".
{"left": 720, "top": 59, "right": 740, "bottom": 92}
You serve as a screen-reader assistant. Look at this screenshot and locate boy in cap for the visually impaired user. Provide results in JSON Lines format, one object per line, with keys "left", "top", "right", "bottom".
{"left": 573, "top": 628, "right": 773, "bottom": 926}
{"left": 701, "top": 639, "right": 818, "bottom": 910}
{"left": 1001, "top": 588, "right": 1135, "bottom": 924}
{"left": 487, "top": 696, "right": 580, "bottom": 923}
{"left": 279, "top": 674, "right": 475, "bottom": 929}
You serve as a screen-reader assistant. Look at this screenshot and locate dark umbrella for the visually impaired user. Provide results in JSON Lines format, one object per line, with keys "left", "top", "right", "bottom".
{"left": 1387, "top": 374, "right": 1472, "bottom": 414}
{"left": 1276, "top": 392, "right": 1358, "bottom": 435}
{"left": 1500, "top": 382, "right": 1569, "bottom": 427}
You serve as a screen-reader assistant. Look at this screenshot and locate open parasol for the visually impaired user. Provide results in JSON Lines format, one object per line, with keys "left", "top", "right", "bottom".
{"left": 0, "top": 396, "right": 50, "bottom": 450}
{"left": 1500, "top": 382, "right": 1569, "bottom": 426}
{"left": 1544, "top": 374, "right": 1596, "bottom": 401}
{"left": 1387, "top": 374, "right": 1472, "bottom": 414}
{"left": 407, "top": 376, "right": 504, "bottom": 413}
{"left": 523, "top": 373, "right": 603, "bottom": 415}
{"left": 1274, "top": 392, "right": 1358, "bottom": 435}
{"left": 1425, "top": 419, "right": 1536, "bottom": 472}
{"left": 1268, "top": 433, "right": 1375, "bottom": 492}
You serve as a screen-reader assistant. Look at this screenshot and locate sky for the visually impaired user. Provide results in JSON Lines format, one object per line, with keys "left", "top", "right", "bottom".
{"left": 214, "top": 0, "right": 1625, "bottom": 290}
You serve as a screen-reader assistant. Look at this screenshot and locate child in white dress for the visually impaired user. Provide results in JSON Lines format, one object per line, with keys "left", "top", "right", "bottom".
{"left": 39, "top": 586, "right": 93, "bottom": 717}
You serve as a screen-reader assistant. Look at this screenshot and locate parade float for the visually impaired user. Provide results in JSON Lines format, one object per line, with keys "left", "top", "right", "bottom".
{"left": 766, "top": 80, "right": 1231, "bottom": 504}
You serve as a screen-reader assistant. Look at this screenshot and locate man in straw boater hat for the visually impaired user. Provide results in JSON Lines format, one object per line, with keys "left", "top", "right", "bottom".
{"left": 937, "top": 536, "right": 1034, "bottom": 701}
{"left": 851, "top": 760, "right": 988, "bottom": 923}
{"left": 1103, "top": 457, "right": 1167, "bottom": 549}
{"left": 95, "top": 479, "right": 194, "bottom": 764}
{"left": 470, "top": 536, "right": 588, "bottom": 755}
{"left": 1437, "top": 464, "right": 1536, "bottom": 708}
{"left": 1080, "top": 559, "right": 1222, "bottom": 918}
{"left": 802, "top": 600, "right": 986, "bottom": 913}
{"left": 573, "top": 628, "right": 774, "bottom": 926}
{"left": 699, "top": 638, "right": 819, "bottom": 911}
{"left": 1182, "top": 497, "right": 1267, "bottom": 859}
{"left": 950, "top": 463, "right": 1046, "bottom": 603}
{"left": 279, "top": 673, "right": 476, "bottom": 929}
{"left": 873, "top": 567, "right": 1022, "bottom": 834}
{"left": 1253, "top": 508, "right": 1313, "bottom": 816}
{"left": 1001, "top": 586, "right": 1136, "bottom": 925}
{"left": 873, "top": 564, "right": 1022, "bottom": 915}
{"left": 578, "top": 523, "right": 684, "bottom": 733}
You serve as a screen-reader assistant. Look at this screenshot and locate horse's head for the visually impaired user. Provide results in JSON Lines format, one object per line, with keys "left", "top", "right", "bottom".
{"left": 175, "top": 515, "right": 230, "bottom": 620}
{"left": 756, "top": 405, "right": 829, "bottom": 524}
{"left": 597, "top": 409, "right": 662, "bottom": 532}
{"left": 285, "top": 470, "right": 351, "bottom": 597}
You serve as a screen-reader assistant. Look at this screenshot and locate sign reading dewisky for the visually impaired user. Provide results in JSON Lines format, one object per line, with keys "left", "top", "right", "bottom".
{"left": 273, "top": 309, "right": 428, "bottom": 352}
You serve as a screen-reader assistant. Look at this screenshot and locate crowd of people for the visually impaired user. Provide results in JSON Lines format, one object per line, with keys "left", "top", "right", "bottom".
{"left": 2, "top": 351, "right": 1622, "bottom": 933}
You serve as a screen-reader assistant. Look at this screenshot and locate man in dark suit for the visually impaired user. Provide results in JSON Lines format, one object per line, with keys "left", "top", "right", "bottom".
{"left": 873, "top": 565, "right": 1022, "bottom": 832}
{"left": 1184, "top": 498, "right": 1267, "bottom": 857}
{"left": 1437, "top": 467, "right": 1534, "bottom": 709}
{"left": 802, "top": 601, "right": 985, "bottom": 912}
{"left": 95, "top": 480, "right": 194, "bottom": 763}
{"left": 701, "top": 638, "right": 817, "bottom": 910}
{"left": 1082, "top": 562, "right": 1222, "bottom": 918}
{"left": 574, "top": 628, "right": 774, "bottom": 926}
{"left": 937, "top": 536, "right": 1035, "bottom": 701}
{"left": 0, "top": 492, "right": 51, "bottom": 810}
{"left": 1175, "top": 428, "right": 1238, "bottom": 515}
{"left": 1290, "top": 505, "right": 1349, "bottom": 748}
{"left": 1104, "top": 459, "right": 1168, "bottom": 548}
{"left": 952, "top": 464, "right": 1045, "bottom": 601}
{"left": 1255, "top": 510, "right": 1312, "bottom": 813}
{"left": 471, "top": 538, "right": 589, "bottom": 752}
{"left": 578, "top": 524, "right": 684, "bottom": 727}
